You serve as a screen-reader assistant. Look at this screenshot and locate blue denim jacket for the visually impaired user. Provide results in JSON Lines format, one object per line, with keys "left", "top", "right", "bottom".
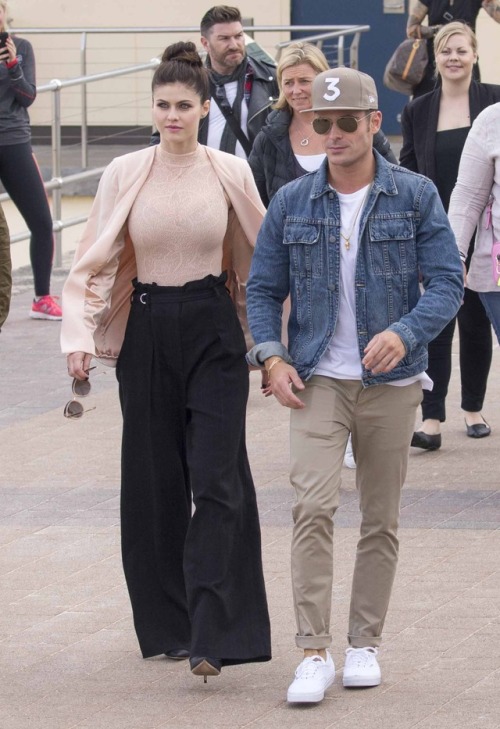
{"left": 246, "top": 152, "right": 463, "bottom": 386}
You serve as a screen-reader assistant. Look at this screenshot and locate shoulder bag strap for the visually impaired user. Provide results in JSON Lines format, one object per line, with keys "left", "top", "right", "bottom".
{"left": 210, "top": 80, "right": 253, "bottom": 157}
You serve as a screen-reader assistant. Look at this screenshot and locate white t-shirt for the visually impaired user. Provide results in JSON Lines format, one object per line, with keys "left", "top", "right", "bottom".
{"left": 314, "top": 185, "right": 432, "bottom": 390}
{"left": 206, "top": 80, "right": 249, "bottom": 160}
{"left": 294, "top": 152, "right": 326, "bottom": 173}
{"left": 315, "top": 185, "right": 370, "bottom": 380}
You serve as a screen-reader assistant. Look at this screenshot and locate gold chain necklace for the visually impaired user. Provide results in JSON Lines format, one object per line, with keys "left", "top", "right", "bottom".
{"left": 340, "top": 188, "right": 370, "bottom": 250}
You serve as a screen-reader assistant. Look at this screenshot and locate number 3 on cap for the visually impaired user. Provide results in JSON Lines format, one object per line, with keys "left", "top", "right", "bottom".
{"left": 323, "top": 77, "right": 340, "bottom": 102}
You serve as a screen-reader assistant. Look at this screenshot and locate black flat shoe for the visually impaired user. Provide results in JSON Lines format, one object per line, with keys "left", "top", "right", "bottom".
{"left": 411, "top": 431, "right": 441, "bottom": 450}
{"left": 465, "top": 419, "right": 491, "bottom": 438}
{"left": 165, "top": 648, "right": 190, "bottom": 660}
{"left": 190, "top": 656, "right": 222, "bottom": 683}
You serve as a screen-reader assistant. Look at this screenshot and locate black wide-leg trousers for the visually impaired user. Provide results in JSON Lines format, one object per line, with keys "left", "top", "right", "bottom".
{"left": 116, "top": 274, "right": 271, "bottom": 664}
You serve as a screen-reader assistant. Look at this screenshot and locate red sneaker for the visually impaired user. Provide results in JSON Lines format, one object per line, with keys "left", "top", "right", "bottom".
{"left": 30, "top": 295, "right": 62, "bottom": 321}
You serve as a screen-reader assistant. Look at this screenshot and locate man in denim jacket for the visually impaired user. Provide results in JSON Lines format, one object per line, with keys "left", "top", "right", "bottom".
{"left": 246, "top": 67, "right": 463, "bottom": 704}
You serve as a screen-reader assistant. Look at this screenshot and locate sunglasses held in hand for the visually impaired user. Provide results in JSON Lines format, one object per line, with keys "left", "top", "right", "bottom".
{"left": 64, "top": 366, "right": 97, "bottom": 419}
{"left": 312, "top": 112, "right": 373, "bottom": 135}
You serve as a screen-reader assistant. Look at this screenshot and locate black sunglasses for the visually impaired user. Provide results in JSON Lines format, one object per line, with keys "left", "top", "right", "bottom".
{"left": 312, "top": 112, "right": 373, "bottom": 135}
{"left": 63, "top": 367, "right": 97, "bottom": 419}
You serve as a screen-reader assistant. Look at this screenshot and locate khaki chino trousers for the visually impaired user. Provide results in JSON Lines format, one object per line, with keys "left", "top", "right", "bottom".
{"left": 290, "top": 376, "right": 422, "bottom": 649}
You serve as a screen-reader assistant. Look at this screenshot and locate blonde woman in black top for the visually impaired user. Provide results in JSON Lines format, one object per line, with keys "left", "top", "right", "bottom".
{"left": 401, "top": 21, "right": 500, "bottom": 447}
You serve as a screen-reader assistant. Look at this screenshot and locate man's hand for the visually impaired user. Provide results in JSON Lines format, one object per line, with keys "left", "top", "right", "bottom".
{"left": 267, "top": 361, "right": 305, "bottom": 409}
{"left": 482, "top": 0, "right": 500, "bottom": 23}
{"left": 406, "top": 1, "right": 441, "bottom": 38}
{"left": 362, "top": 331, "right": 406, "bottom": 375}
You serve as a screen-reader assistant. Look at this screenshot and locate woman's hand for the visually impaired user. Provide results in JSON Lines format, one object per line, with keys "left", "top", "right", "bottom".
{"left": 260, "top": 369, "right": 273, "bottom": 397}
{"left": 1, "top": 36, "right": 17, "bottom": 65}
{"left": 67, "top": 352, "right": 94, "bottom": 380}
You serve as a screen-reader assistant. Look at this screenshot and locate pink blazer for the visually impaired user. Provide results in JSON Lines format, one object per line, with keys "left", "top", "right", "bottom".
{"left": 61, "top": 145, "right": 265, "bottom": 364}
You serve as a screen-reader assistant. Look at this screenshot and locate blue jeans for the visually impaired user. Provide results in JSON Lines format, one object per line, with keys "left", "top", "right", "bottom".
{"left": 479, "top": 292, "right": 500, "bottom": 345}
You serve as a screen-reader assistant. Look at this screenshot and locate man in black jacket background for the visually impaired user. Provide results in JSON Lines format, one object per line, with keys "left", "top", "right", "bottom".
{"left": 151, "top": 5, "right": 278, "bottom": 159}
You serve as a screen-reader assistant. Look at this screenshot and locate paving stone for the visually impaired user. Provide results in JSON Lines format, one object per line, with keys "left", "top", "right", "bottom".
{"left": 1, "top": 226, "right": 499, "bottom": 728}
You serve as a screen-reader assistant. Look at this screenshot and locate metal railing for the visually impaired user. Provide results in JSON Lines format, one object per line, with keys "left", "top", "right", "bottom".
{"left": 275, "top": 26, "right": 369, "bottom": 67}
{"left": 1, "top": 59, "right": 161, "bottom": 266}
{"left": 4, "top": 25, "right": 370, "bottom": 267}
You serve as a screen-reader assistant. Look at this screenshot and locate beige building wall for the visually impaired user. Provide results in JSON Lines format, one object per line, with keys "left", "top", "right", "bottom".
{"left": 477, "top": 11, "right": 500, "bottom": 83}
{"left": 8, "top": 0, "right": 291, "bottom": 131}
{"left": 8, "top": 0, "right": 500, "bottom": 132}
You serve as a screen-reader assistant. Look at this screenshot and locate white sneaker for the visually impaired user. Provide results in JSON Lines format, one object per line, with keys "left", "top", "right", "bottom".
{"left": 343, "top": 434, "right": 356, "bottom": 469}
{"left": 287, "top": 652, "right": 336, "bottom": 703}
{"left": 343, "top": 647, "right": 381, "bottom": 687}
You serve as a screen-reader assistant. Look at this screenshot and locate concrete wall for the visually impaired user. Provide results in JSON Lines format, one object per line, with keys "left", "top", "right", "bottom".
{"left": 8, "top": 0, "right": 500, "bottom": 135}
{"left": 8, "top": 0, "right": 290, "bottom": 134}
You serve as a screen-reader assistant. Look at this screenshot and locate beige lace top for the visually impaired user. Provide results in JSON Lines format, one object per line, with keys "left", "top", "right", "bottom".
{"left": 127, "top": 144, "right": 230, "bottom": 285}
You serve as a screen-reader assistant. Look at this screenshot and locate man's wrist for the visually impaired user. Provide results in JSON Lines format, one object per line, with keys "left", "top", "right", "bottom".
{"left": 264, "top": 355, "right": 284, "bottom": 374}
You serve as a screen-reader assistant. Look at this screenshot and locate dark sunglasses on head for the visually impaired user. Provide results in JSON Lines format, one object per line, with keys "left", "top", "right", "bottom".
{"left": 312, "top": 112, "right": 373, "bottom": 135}
{"left": 63, "top": 367, "right": 97, "bottom": 419}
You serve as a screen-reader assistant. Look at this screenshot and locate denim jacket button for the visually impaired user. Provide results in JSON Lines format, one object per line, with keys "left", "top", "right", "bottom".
{"left": 329, "top": 235, "right": 336, "bottom": 243}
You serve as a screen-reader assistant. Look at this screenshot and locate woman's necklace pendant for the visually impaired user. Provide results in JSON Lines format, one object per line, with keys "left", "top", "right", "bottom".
{"left": 300, "top": 137, "right": 309, "bottom": 147}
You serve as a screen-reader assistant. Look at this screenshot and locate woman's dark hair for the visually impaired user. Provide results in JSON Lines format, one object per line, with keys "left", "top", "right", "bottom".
{"left": 152, "top": 41, "right": 210, "bottom": 102}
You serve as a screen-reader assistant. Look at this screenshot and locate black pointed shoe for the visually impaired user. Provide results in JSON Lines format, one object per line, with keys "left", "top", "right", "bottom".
{"left": 465, "top": 419, "right": 491, "bottom": 438}
{"left": 410, "top": 431, "right": 441, "bottom": 450}
{"left": 165, "top": 648, "right": 190, "bottom": 660}
{"left": 190, "top": 656, "right": 222, "bottom": 683}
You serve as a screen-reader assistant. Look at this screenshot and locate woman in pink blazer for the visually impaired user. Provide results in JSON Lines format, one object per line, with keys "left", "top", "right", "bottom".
{"left": 62, "top": 42, "right": 271, "bottom": 681}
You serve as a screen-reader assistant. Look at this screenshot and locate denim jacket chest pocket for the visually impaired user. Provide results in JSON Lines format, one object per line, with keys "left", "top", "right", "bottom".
{"left": 283, "top": 220, "right": 323, "bottom": 278}
{"left": 368, "top": 215, "right": 417, "bottom": 276}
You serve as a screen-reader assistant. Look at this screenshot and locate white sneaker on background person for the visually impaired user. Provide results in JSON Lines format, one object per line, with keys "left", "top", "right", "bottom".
{"left": 342, "top": 647, "right": 381, "bottom": 687}
{"left": 343, "top": 434, "right": 356, "bottom": 469}
{"left": 287, "top": 651, "right": 336, "bottom": 703}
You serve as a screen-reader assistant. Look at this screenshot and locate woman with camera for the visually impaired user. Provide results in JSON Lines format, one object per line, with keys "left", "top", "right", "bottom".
{"left": 0, "top": 1, "right": 60, "bottom": 319}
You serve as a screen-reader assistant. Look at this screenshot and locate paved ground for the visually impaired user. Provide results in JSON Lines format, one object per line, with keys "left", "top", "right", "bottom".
{"left": 1, "top": 155, "right": 499, "bottom": 728}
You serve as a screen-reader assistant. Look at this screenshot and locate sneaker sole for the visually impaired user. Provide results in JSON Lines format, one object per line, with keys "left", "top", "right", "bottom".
{"left": 343, "top": 675, "right": 381, "bottom": 688}
{"left": 30, "top": 312, "right": 62, "bottom": 320}
{"left": 287, "top": 675, "right": 335, "bottom": 703}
